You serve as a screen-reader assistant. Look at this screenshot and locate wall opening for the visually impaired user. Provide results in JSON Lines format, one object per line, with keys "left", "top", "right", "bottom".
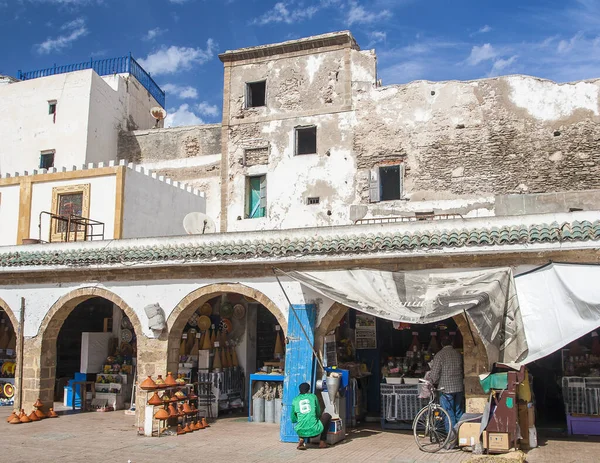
{"left": 380, "top": 165, "right": 402, "bottom": 201}
{"left": 246, "top": 81, "right": 266, "bottom": 108}
{"left": 295, "top": 126, "right": 317, "bottom": 155}
{"left": 40, "top": 150, "right": 55, "bottom": 169}
{"left": 245, "top": 175, "right": 267, "bottom": 219}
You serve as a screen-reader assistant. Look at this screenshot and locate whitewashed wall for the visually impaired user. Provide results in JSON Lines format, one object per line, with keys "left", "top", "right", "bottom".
{"left": 29, "top": 175, "right": 117, "bottom": 242}
{"left": 121, "top": 169, "right": 206, "bottom": 238}
{"left": 0, "top": 185, "right": 20, "bottom": 245}
{"left": 0, "top": 71, "right": 93, "bottom": 174}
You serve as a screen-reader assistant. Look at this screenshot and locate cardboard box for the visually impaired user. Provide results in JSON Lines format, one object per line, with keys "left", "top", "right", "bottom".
{"left": 326, "top": 418, "right": 345, "bottom": 445}
{"left": 487, "top": 432, "right": 510, "bottom": 451}
{"left": 458, "top": 422, "right": 482, "bottom": 447}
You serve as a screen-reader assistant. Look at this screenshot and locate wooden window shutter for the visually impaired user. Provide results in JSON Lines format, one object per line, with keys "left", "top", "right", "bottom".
{"left": 399, "top": 164, "right": 405, "bottom": 199}
{"left": 259, "top": 175, "right": 267, "bottom": 208}
{"left": 369, "top": 168, "right": 380, "bottom": 203}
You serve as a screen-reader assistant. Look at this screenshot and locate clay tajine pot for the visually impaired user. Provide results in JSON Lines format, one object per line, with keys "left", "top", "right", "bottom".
{"left": 182, "top": 403, "right": 193, "bottom": 414}
{"left": 140, "top": 376, "right": 158, "bottom": 391}
{"left": 48, "top": 408, "right": 58, "bottom": 418}
{"left": 28, "top": 411, "right": 40, "bottom": 422}
{"left": 165, "top": 372, "right": 177, "bottom": 387}
{"left": 147, "top": 392, "right": 163, "bottom": 406}
{"left": 155, "top": 375, "right": 166, "bottom": 388}
{"left": 202, "top": 417, "right": 210, "bottom": 428}
{"left": 33, "top": 398, "right": 44, "bottom": 409}
{"left": 35, "top": 409, "right": 47, "bottom": 419}
{"left": 168, "top": 404, "right": 178, "bottom": 418}
{"left": 177, "top": 425, "right": 185, "bottom": 435}
{"left": 6, "top": 411, "right": 18, "bottom": 423}
{"left": 20, "top": 413, "right": 31, "bottom": 423}
{"left": 183, "top": 423, "right": 193, "bottom": 433}
{"left": 9, "top": 416, "right": 21, "bottom": 424}
{"left": 154, "top": 408, "right": 170, "bottom": 420}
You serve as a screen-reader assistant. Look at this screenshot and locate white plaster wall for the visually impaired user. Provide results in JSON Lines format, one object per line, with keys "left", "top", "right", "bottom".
{"left": 0, "top": 70, "right": 93, "bottom": 174}
{"left": 0, "top": 277, "right": 322, "bottom": 339}
{"left": 0, "top": 185, "right": 20, "bottom": 246}
{"left": 121, "top": 169, "right": 206, "bottom": 239}
{"left": 29, "top": 175, "right": 117, "bottom": 242}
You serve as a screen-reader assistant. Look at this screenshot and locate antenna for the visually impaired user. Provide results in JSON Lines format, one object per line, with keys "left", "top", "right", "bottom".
{"left": 150, "top": 106, "right": 167, "bottom": 128}
{"left": 183, "top": 212, "right": 216, "bottom": 235}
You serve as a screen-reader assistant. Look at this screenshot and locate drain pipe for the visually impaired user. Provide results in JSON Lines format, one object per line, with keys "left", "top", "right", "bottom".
{"left": 17, "top": 297, "right": 25, "bottom": 410}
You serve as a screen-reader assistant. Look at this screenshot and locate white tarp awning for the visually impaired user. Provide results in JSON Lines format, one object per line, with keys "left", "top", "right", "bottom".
{"left": 283, "top": 267, "right": 528, "bottom": 366}
{"left": 515, "top": 263, "right": 600, "bottom": 364}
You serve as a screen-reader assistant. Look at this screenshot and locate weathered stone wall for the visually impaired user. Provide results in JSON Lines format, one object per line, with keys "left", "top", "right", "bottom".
{"left": 353, "top": 76, "right": 600, "bottom": 219}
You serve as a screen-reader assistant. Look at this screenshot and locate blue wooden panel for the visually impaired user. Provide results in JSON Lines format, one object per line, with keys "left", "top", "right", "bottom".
{"left": 280, "top": 304, "right": 316, "bottom": 442}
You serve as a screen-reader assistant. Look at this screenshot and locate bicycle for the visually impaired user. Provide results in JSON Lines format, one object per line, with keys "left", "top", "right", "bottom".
{"left": 412, "top": 379, "right": 453, "bottom": 453}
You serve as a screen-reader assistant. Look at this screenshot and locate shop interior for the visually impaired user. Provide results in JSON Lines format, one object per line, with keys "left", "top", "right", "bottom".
{"left": 529, "top": 328, "right": 600, "bottom": 435}
{"left": 323, "top": 308, "right": 463, "bottom": 429}
{"left": 175, "top": 292, "right": 285, "bottom": 423}
{"left": 53, "top": 297, "right": 136, "bottom": 413}
{"left": 0, "top": 309, "right": 16, "bottom": 406}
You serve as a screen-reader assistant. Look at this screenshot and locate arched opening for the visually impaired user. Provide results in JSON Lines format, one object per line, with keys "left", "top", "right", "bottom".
{"left": 167, "top": 283, "right": 287, "bottom": 418}
{"left": 36, "top": 288, "right": 143, "bottom": 414}
{"left": 0, "top": 298, "right": 18, "bottom": 407}
{"left": 315, "top": 304, "right": 485, "bottom": 430}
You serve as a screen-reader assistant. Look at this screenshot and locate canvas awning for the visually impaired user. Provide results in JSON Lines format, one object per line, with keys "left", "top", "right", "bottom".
{"left": 283, "top": 267, "right": 528, "bottom": 366}
{"left": 515, "top": 263, "right": 600, "bottom": 364}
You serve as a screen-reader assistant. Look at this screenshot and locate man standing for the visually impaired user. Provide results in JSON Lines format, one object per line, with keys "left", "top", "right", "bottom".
{"left": 291, "top": 382, "right": 332, "bottom": 450}
{"left": 428, "top": 336, "right": 464, "bottom": 428}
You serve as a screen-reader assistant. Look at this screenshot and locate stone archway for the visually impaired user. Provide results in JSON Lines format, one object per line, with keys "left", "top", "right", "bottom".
{"left": 0, "top": 297, "right": 20, "bottom": 408}
{"left": 166, "top": 283, "right": 287, "bottom": 373}
{"left": 21, "top": 287, "right": 146, "bottom": 411}
{"left": 0, "top": 297, "right": 19, "bottom": 333}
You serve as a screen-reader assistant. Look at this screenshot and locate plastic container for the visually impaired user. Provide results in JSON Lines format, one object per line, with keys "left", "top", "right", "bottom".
{"left": 265, "top": 399, "right": 275, "bottom": 423}
{"left": 274, "top": 398, "right": 282, "bottom": 425}
{"left": 252, "top": 397, "right": 265, "bottom": 422}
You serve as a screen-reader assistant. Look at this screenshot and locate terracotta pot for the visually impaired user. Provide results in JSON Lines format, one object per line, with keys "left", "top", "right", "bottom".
{"left": 195, "top": 420, "right": 204, "bottom": 430}
{"left": 33, "top": 399, "right": 44, "bottom": 409}
{"left": 140, "top": 376, "right": 158, "bottom": 390}
{"left": 28, "top": 411, "right": 40, "bottom": 422}
{"left": 155, "top": 375, "right": 167, "bottom": 388}
{"left": 35, "top": 409, "right": 47, "bottom": 419}
{"left": 182, "top": 403, "right": 193, "bottom": 414}
{"left": 18, "top": 409, "right": 25, "bottom": 418}
{"left": 161, "top": 392, "right": 171, "bottom": 402}
{"left": 20, "top": 414, "right": 31, "bottom": 423}
{"left": 168, "top": 404, "right": 178, "bottom": 418}
{"left": 154, "top": 408, "right": 169, "bottom": 420}
{"left": 147, "top": 392, "right": 163, "bottom": 406}
{"left": 177, "top": 425, "right": 185, "bottom": 435}
{"left": 9, "top": 416, "right": 21, "bottom": 424}
{"left": 6, "top": 411, "right": 18, "bottom": 423}
{"left": 201, "top": 417, "right": 210, "bottom": 428}
{"left": 178, "top": 405, "right": 185, "bottom": 417}
{"left": 183, "top": 423, "right": 193, "bottom": 433}
{"left": 48, "top": 408, "right": 58, "bottom": 418}
{"left": 188, "top": 392, "right": 198, "bottom": 400}
{"left": 165, "top": 372, "right": 177, "bottom": 387}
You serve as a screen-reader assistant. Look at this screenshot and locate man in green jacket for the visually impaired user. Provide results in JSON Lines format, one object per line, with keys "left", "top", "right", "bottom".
{"left": 291, "top": 382, "right": 332, "bottom": 450}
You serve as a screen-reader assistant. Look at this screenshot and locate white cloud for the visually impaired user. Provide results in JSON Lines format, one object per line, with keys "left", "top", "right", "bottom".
{"left": 36, "top": 17, "right": 87, "bottom": 54}
{"left": 169, "top": 0, "right": 191, "bottom": 3}
{"left": 489, "top": 55, "right": 518, "bottom": 76}
{"left": 479, "top": 25, "right": 492, "bottom": 34}
{"left": 162, "top": 83, "right": 198, "bottom": 99}
{"left": 165, "top": 104, "right": 203, "bottom": 127}
{"left": 197, "top": 101, "right": 219, "bottom": 118}
{"left": 346, "top": 0, "right": 392, "bottom": 25}
{"left": 466, "top": 43, "right": 497, "bottom": 65}
{"left": 144, "top": 27, "right": 168, "bottom": 41}
{"left": 138, "top": 39, "right": 215, "bottom": 75}
{"left": 557, "top": 32, "right": 584, "bottom": 53}
{"left": 367, "top": 31, "right": 387, "bottom": 47}
{"left": 252, "top": 2, "right": 319, "bottom": 25}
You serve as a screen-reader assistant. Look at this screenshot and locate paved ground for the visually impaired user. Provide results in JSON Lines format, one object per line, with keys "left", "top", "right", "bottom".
{"left": 1, "top": 407, "right": 599, "bottom": 462}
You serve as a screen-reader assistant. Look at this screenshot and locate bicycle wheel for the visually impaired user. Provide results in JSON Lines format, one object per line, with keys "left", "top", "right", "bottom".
{"left": 412, "top": 405, "right": 452, "bottom": 453}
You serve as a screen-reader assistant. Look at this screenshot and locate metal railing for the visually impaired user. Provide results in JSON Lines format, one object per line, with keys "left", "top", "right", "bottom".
{"left": 355, "top": 213, "right": 463, "bottom": 225}
{"left": 17, "top": 54, "right": 165, "bottom": 108}
{"left": 38, "top": 211, "right": 105, "bottom": 244}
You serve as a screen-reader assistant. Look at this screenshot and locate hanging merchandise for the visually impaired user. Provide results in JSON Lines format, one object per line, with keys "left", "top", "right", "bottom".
{"left": 201, "top": 329, "right": 212, "bottom": 350}
{"left": 179, "top": 337, "right": 187, "bottom": 356}
{"left": 221, "top": 303, "right": 234, "bottom": 319}
{"left": 274, "top": 330, "right": 284, "bottom": 357}
{"left": 409, "top": 332, "right": 420, "bottom": 353}
{"left": 198, "top": 315, "right": 211, "bottom": 332}
{"left": 355, "top": 313, "right": 377, "bottom": 349}
{"left": 231, "top": 346, "right": 239, "bottom": 367}
{"left": 233, "top": 303, "right": 246, "bottom": 320}
{"left": 428, "top": 332, "right": 440, "bottom": 354}
{"left": 210, "top": 327, "right": 216, "bottom": 348}
{"left": 213, "top": 347, "right": 222, "bottom": 370}
{"left": 186, "top": 328, "right": 198, "bottom": 354}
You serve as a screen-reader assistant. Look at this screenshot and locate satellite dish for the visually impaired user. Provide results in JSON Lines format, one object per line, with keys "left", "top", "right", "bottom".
{"left": 150, "top": 106, "right": 167, "bottom": 128}
{"left": 183, "top": 212, "right": 216, "bottom": 235}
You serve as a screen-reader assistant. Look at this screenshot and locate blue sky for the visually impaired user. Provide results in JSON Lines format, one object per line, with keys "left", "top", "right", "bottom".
{"left": 2, "top": 0, "right": 600, "bottom": 127}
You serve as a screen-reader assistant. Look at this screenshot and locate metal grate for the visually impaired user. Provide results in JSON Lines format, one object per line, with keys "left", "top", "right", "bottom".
{"left": 307, "top": 197, "right": 320, "bottom": 205}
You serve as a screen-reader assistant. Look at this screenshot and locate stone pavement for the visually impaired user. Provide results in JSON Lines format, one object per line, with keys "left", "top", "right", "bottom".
{"left": 1, "top": 407, "right": 599, "bottom": 462}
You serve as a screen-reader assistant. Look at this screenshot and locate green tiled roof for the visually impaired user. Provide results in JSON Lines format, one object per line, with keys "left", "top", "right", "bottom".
{"left": 0, "top": 220, "right": 599, "bottom": 268}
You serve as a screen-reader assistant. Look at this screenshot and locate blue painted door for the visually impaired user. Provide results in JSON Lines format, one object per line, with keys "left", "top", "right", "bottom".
{"left": 280, "top": 304, "right": 316, "bottom": 442}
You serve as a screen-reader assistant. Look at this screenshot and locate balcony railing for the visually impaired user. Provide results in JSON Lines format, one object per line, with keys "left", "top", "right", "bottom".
{"left": 17, "top": 54, "right": 165, "bottom": 108}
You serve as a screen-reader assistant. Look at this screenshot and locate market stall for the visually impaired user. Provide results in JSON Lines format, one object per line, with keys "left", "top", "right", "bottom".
{"left": 0, "top": 310, "right": 16, "bottom": 407}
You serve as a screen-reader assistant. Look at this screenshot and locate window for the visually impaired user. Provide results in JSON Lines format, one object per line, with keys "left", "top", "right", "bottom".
{"left": 48, "top": 100, "right": 57, "bottom": 115}
{"left": 246, "top": 175, "right": 266, "bottom": 219}
{"left": 295, "top": 126, "right": 317, "bottom": 155}
{"left": 50, "top": 184, "right": 90, "bottom": 241}
{"left": 307, "top": 197, "right": 320, "bottom": 205}
{"left": 246, "top": 81, "right": 266, "bottom": 108}
{"left": 40, "top": 150, "right": 55, "bottom": 169}
{"left": 369, "top": 164, "right": 404, "bottom": 202}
